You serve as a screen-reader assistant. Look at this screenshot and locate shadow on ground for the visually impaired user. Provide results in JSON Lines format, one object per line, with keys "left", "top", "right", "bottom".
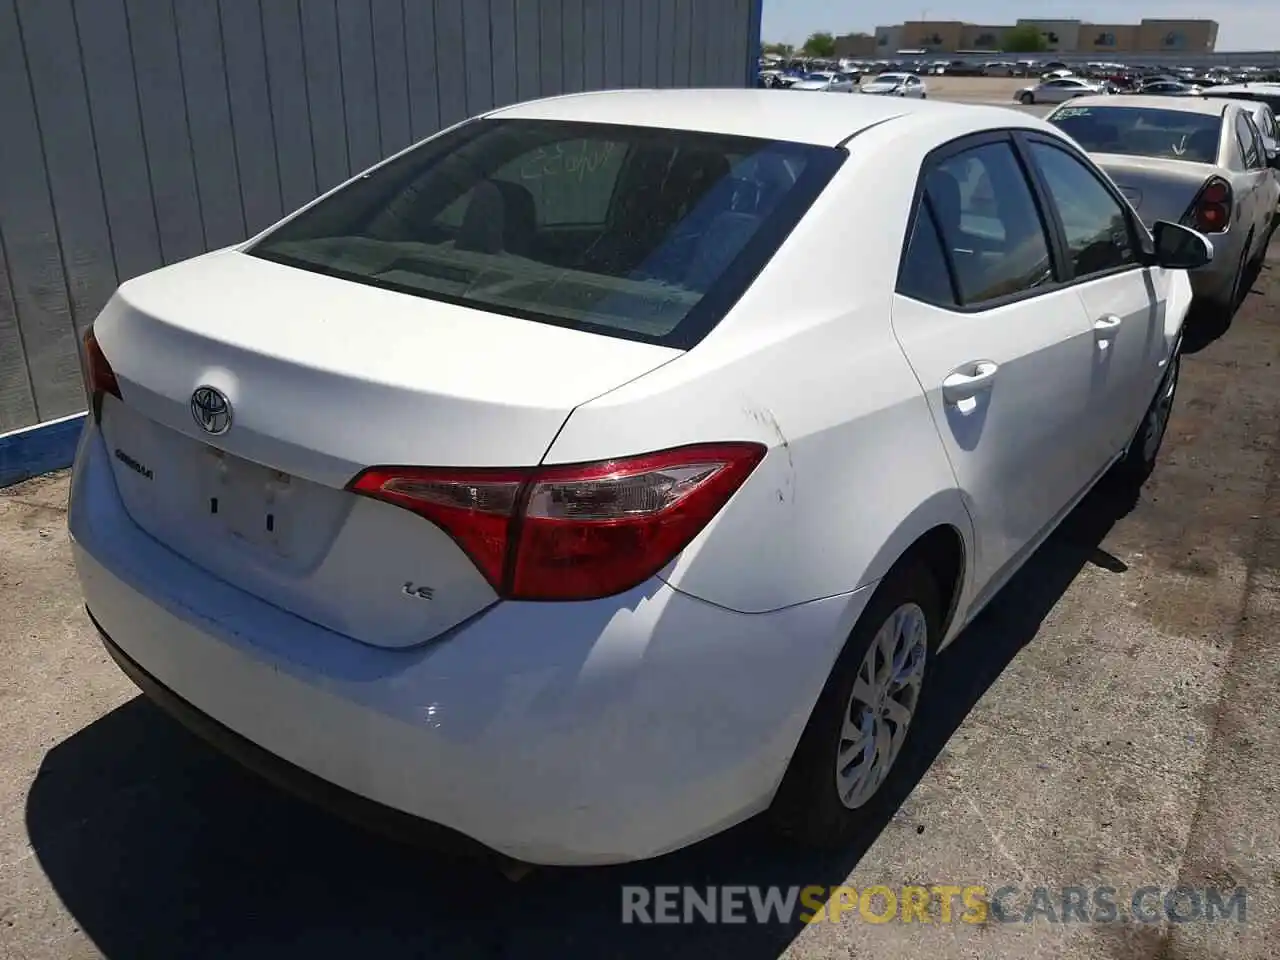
{"left": 26, "top": 475, "right": 1142, "bottom": 960}
{"left": 1182, "top": 251, "right": 1271, "bottom": 355}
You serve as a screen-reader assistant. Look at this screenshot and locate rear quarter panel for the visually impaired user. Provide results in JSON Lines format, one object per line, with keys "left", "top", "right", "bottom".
{"left": 544, "top": 121, "right": 983, "bottom": 619}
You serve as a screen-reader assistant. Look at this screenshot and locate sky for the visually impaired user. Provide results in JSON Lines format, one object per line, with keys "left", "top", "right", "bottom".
{"left": 761, "top": 0, "right": 1280, "bottom": 51}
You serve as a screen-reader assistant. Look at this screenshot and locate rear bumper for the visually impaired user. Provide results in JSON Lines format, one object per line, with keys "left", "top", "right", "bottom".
{"left": 68, "top": 422, "right": 864, "bottom": 865}
{"left": 91, "top": 612, "right": 497, "bottom": 861}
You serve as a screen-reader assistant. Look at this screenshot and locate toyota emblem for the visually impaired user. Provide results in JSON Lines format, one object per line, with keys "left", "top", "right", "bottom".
{"left": 191, "top": 385, "right": 232, "bottom": 435}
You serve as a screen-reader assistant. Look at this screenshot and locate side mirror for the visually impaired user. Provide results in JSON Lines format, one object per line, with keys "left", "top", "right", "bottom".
{"left": 1151, "top": 221, "right": 1214, "bottom": 270}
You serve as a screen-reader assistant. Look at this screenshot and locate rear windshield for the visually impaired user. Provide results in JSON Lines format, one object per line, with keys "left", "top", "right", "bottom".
{"left": 249, "top": 118, "right": 842, "bottom": 349}
{"left": 1048, "top": 105, "right": 1223, "bottom": 163}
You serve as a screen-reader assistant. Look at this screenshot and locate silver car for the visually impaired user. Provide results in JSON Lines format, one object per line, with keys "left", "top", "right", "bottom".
{"left": 788, "top": 71, "right": 857, "bottom": 93}
{"left": 860, "top": 72, "right": 927, "bottom": 98}
{"left": 1048, "top": 95, "right": 1280, "bottom": 312}
{"left": 1137, "top": 80, "right": 1203, "bottom": 97}
{"left": 1016, "top": 77, "right": 1104, "bottom": 105}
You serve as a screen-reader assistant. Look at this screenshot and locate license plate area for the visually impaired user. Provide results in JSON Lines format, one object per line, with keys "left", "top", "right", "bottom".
{"left": 201, "top": 446, "right": 295, "bottom": 556}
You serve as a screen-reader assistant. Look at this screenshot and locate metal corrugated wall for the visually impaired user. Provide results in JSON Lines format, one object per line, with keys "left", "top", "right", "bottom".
{"left": 0, "top": 0, "right": 756, "bottom": 438}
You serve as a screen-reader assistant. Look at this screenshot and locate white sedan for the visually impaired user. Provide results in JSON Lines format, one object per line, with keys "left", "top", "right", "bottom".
{"left": 1017, "top": 76, "right": 1105, "bottom": 104}
{"left": 861, "top": 72, "right": 927, "bottom": 97}
{"left": 71, "top": 89, "right": 1209, "bottom": 866}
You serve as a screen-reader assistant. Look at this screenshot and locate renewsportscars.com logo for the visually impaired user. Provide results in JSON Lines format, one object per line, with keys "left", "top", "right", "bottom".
{"left": 621, "top": 885, "right": 1249, "bottom": 925}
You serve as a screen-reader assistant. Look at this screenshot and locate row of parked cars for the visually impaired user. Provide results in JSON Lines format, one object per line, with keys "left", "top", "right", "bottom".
{"left": 68, "top": 82, "right": 1275, "bottom": 870}
{"left": 762, "top": 68, "right": 930, "bottom": 98}
{"left": 1041, "top": 89, "right": 1280, "bottom": 312}
{"left": 1017, "top": 72, "right": 1280, "bottom": 105}
{"left": 761, "top": 55, "right": 1280, "bottom": 86}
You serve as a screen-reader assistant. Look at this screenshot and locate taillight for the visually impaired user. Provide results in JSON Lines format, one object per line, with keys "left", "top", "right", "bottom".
{"left": 349, "top": 442, "right": 766, "bottom": 601}
{"left": 1184, "top": 177, "right": 1232, "bottom": 233}
{"left": 83, "top": 327, "right": 121, "bottom": 420}
{"left": 349, "top": 466, "right": 525, "bottom": 589}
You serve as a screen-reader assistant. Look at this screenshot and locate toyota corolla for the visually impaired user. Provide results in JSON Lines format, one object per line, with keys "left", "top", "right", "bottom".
{"left": 70, "top": 89, "right": 1209, "bottom": 866}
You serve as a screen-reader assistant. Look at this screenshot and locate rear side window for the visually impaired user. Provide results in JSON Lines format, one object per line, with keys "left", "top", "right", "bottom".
{"left": 898, "top": 202, "right": 957, "bottom": 306}
{"left": 1242, "top": 114, "right": 1267, "bottom": 170}
{"left": 1236, "top": 112, "right": 1261, "bottom": 168}
{"left": 250, "top": 119, "right": 843, "bottom": 349}
{"left": 923, "top": 141, "right": 1054, "bottom": 305}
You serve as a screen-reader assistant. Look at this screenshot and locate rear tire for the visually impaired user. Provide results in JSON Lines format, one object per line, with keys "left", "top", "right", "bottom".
{"left": 1115, "top": 346, "right": 1180, "bottom": 485}
{"left": 769, "top": 562, "right": 941, "bottom": 849}
{"left": 1250, "top": 220, "right": 1272, "bottom": 269}
{"left": 1219, "top": 232, "right": 1253, "bottom": 317}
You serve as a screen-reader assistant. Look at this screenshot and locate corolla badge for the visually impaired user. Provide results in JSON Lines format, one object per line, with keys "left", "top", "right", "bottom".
{"left": 190, "top": 385, "right": 232, "bottom": 435}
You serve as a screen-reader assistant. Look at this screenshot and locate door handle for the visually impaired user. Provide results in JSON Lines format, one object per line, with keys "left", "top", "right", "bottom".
{"left": 1093, "top": 314, "right": 1122, "bottom": 346}
{"left": 942, "top": 360, "right": 999, "bottom": 404}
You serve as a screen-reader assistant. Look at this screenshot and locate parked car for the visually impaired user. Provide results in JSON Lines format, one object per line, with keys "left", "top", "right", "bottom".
{"left": 937, "top": 60, "right": 986, "bottom": 77}
{"left": 1016, "top": 77, "right": 1105, "bottom": 104}
{"left": 861, "top": 72, "right": 927, "bottom": 97}
{"left": 1198, "top": 83, "right": 1280, "bottom": 161}
{"left": 1196, "top": 81, "right": 1280, "bottom": 112}
{"left": 1224, "top": 99, "right": 1280, "bottom": 166}
{"left": 1047, "top": 95, "right": 1279, "bottom": 312}
{"left": 1106, "top": 72, "right": 1144, "bottom": 92}
{"left": 790, "top": 71, "right": 858, "bottom": 93}
{"left": 1137, "top": 80, "right": 1202, "bottom": 97}
{"left": 71, "top": 90, "right": 1209, "bottom": 866}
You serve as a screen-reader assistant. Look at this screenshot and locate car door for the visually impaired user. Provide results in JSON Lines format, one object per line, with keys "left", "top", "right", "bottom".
{"left": 1233, "top": 110, "right": 1271, "bottom": 255}
{"left": 1020, "top": 134, "right": 1168, "bottom": 460}
{"left": 1241, "top": 112, "right": 1280, "bottom": 224}
{"left": 891, "top": 133, "right": 1099, "bottom": 595}
{"left": 1250, "top": 104, "right": 1279, "bottom": 158}
{"left": 1040, "top": 80, "right": 1067, "bottom": 102}
{"left": 1260, "top": 107, "right": 1280, "bottom": 209}
{"left": 1060, "top": 81, "right": 1089, "bottom": 102}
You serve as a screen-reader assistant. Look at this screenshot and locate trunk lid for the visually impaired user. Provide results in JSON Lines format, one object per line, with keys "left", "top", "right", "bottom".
{"left": 94, "top": 250, "right": 678, "bottom": 648}
{"left": 1091, "top": 153, "right": 1221, "bottom": 227}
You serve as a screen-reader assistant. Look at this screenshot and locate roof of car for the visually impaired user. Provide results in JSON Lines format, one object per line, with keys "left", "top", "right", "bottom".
{"left": 1202, "top": 82, "right": 1280, "bottom": 94}
{"left": 1062, "top": 94, "right": 1231, "bottom": 116}
{"left": 486, "top": 88, "right": 1056, "bottom": 148}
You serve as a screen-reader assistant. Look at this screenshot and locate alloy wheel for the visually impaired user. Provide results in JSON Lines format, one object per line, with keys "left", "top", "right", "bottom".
{"left": 835, "top": 603, "right": 928, "bottom": 809}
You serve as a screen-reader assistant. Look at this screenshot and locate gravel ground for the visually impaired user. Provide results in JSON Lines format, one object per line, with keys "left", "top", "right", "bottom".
{"left": 1, "top": 176, "right": 1277, "bottom": 960}
{"left": 912, "top": 75, "right": 1035, "bottom": 102}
